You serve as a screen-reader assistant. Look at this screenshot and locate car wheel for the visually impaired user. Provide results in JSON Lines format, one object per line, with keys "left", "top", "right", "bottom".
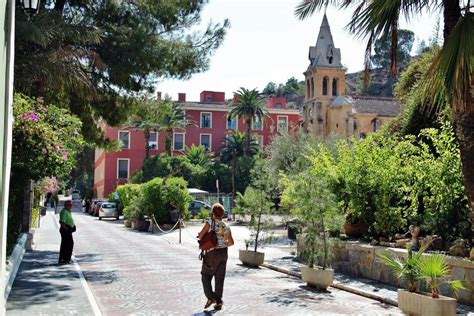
{"left": 99, "top": 217, "right": 102, "bottom": 220}
{"left": 116, "top": 216, "right": 119, "bottom": 220}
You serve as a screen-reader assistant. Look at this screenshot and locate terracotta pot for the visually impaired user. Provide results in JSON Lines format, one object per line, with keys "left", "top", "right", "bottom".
{"left": 124, "top": 219, "right": 132, "bottom": 228}
{"left": 239, "top": 250, "right": 265, "bottom": 267}
{"left": 136, "top": 219, "right": 150, "bottom": 232}
{"left": 130, "top": 220, "right": 137, "bottom": 230}
{"left": 301, "top": 266, "right": 334, "bottom": 290}
{"left": 398, "top": 289, "right": 456, "bottom": 316}
{"left": 344, "top": 220, "right": 369, "bottom": 238}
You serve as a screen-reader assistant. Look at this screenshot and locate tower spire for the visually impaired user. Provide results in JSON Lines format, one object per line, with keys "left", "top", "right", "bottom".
{"left": 307, "top": 14, "right": 342, "bottom": 68}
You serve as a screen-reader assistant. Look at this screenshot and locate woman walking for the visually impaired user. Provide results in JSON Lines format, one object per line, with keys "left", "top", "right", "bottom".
{"left": 198, "top": 203, "right": 234, "bottom": 311}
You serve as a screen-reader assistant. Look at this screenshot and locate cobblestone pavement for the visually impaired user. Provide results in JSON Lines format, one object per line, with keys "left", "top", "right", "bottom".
{"left": 71, "top": 213, "right": 402, "bottom": 315}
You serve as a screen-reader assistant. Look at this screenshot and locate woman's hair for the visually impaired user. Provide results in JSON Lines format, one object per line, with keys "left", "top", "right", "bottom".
{"left": 212, "top": 203, "right": 225, "bottom": 219}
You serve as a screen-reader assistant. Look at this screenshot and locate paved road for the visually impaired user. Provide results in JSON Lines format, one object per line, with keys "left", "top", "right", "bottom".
{"left": 70, "top": 211, "right": 402, "bottom": 315}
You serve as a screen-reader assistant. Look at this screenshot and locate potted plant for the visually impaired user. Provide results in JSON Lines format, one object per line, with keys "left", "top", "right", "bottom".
{"left": 379, "top": 245, "right": 464, "bottom": 316}
{"left": 343, "top": 212, "right": 369, "bottom": 238}
{"left": 235, "top": 186, "right": 274, "bottom": 267}
{"left": 281, "top": 172, "right": 338, "bottom": 290}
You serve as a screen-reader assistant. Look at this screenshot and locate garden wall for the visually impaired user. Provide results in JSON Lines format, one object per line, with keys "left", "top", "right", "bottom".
{"left": 297, "top": 238, "right": 474, "bottom": 305}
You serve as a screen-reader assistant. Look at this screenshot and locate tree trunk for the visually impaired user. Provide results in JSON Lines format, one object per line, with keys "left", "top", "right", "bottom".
{"left": 245, "top": 118, "right": 252, "bottom": 156}
{"left": 165, "top": 129, "right": 172, "bottom": 156}
{"left": 144, "top": 129, "right": 150, "bottom": 159}
{"left": 232, "top": 149, "right": 236, "bottom": 200}
{"left": 442, "top": 0, "right": 461, "bottom": 41}
{"left": 455, "top": 111, "right": 474, "bottom": 234}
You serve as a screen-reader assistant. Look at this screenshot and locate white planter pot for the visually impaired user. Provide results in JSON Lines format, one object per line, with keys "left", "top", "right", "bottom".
{"left": 301, "top": 266, "right": 334, "bottom": 290}
{"left": 239, "top": 250, "right": 265, "bottom": 267}
{"left": 398, "top": 289, "right": 456, "bottom": 316}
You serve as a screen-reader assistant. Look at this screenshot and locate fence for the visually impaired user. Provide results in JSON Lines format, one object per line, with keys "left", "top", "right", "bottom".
{"left": 200, "top": 194, "right": 235, "bottom": 214}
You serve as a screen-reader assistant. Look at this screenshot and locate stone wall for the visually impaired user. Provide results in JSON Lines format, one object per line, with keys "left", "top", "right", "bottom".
{"left": 297, "top": 238, "right": 474, "bottom": 305}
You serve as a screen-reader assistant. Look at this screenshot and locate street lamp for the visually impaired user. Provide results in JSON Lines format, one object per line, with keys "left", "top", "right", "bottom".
{"left": 20, "top": 0, "right": 40, "bottom": 18}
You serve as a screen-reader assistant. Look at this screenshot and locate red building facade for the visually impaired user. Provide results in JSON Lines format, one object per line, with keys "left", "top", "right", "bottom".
{"left": 94, "top": 91, "right": 301, "bottom": 198}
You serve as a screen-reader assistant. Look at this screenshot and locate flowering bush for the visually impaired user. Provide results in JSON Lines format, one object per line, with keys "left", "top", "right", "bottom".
{"left": 12, "top": 94, "right": 84, "bottom": 181}
{"left": 40, "top": 177, "right": 60, "bottom": 194}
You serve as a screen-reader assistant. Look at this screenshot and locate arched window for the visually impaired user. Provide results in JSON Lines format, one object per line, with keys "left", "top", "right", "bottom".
{"left": 306, "top": 79, "right": 310, "bottom": 99}
{"left": 311, "top": 77, "right": 315, "bottom": 98}
{"left": 322, "top": 76, "right": 329, "bottom": 96}
{"left": 372, "top": 118, "right": 382, "bottom": 132}
{"left": 332, "top": 78, "right": 338, "bottom": 96}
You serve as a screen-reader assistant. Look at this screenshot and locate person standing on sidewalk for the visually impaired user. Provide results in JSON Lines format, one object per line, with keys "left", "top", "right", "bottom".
{"left": 198, "top": 203, "right": 234, "bottom": 311}
{"left": 59, "top": 200, "right": 76, "bottom": 264}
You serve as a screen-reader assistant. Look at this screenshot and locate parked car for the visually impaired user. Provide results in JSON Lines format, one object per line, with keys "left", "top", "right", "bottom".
{"left": 98, "top": 202, "right": 119, "bottom": 220}
{"left": 90, "top": 200, "right": 107, "bottom": 216}
{"left": 189, "top": 200, "right": 211, "bottom": 218}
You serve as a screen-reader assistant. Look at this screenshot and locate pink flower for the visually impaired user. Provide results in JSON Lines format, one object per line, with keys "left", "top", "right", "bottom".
{"left": 62, "top": 151, "right": 68, "bottom": 160}
{"left": 42, "top": 148, "right": 48, "bottom": 155}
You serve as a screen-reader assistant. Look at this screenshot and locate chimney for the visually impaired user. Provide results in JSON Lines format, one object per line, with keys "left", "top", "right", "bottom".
{"left": 178, "top": 93, "right": 186, "bottom": 102}
{"left": 157, "top": 91, "right": 162, "bottom": 100}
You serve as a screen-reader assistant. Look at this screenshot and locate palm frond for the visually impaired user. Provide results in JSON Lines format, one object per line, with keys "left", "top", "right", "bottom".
{"left": 418, "top": 253, "right": 450, "bottom": 280}
{"left": 449, "top": 280, "right": 467, "bottom": 298}
{"left": 425, "top": 12, "right": 474, "bottom": 113}
{"left": 295, "top": 0, "right": 361, "bottom": 20}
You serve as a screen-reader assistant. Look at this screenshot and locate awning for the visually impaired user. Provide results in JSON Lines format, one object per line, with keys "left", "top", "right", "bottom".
{"left": 188, "top": 188, "right": 209, "bottom": 195}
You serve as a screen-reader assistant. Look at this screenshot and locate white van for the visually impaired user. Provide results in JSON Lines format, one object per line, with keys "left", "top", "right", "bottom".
{"left": 72, "top": 189, "right": 81, "bottom": 201}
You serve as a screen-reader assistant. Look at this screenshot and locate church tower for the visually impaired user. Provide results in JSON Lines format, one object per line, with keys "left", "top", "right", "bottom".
{"left": 303, "top": 14, "right": 346, "bottom": 137}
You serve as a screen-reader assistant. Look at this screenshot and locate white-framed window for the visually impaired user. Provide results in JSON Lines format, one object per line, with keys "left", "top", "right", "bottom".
{"left": 173, "top": 132, "right": 185, "bottom": 151}
{"left": 277, "top": 116, "right": 288, "bottom": 133}
{"left": 149, "top": 131, "right": 158, "bottom": 150}
{"left": 200, "top": 112, "right": 212, "bottom": 128}
{"left": 226, "top": 114, "right": 238, "bottom": 130}
{"left": 252, "top": 115, "right": 263, "bottom": 130}
{"left": 255, "top": 135, "right": 264, "bottom": 150}
{"left": 117, "top": 159, "right": 130, "bottom": 179}
{"left": 118, "top": 130, "right": 130, "bottom": 149}
{"left": 200, "top": 134, "right": 212, "bottom": 151}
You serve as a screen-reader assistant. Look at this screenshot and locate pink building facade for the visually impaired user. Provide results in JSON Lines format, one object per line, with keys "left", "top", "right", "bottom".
{"left": 94, "top": 91, "right": 301, "bottom": 198}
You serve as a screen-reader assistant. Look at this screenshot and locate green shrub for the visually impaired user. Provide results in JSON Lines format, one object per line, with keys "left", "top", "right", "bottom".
{"left": 196, "top": 208, "right": 210, "bottom": 220}
{"left": 119, "top": 177, "right": 192, "bottom": 224}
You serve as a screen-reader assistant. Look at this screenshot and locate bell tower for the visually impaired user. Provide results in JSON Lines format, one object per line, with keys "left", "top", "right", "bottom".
{"left": 303, "top": 14, "right": 346, "bottom": 137}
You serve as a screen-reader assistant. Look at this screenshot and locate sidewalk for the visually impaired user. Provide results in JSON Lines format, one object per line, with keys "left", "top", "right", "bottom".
{"left": 6, "top": 209, "right": 98, "bottom": 315}
{"left": 262, "top": 242, "right": 474, "bottom": 315}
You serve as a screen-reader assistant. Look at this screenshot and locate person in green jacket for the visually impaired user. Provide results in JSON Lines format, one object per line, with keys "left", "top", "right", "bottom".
{"left": 59, "top": 200, "right": 75, "bottom": 264}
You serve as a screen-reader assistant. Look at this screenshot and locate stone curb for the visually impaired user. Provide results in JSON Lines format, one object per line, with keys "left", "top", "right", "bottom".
{"left": 4, "top": 233, "right": 28, "bottom": 302}
{"left": 261, "top": 263, "right": 398, "bottom": 307}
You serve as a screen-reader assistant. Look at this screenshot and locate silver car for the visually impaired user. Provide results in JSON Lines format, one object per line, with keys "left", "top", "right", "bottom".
{"left": 98, "top": 202, "right": 119, "bottom": 220}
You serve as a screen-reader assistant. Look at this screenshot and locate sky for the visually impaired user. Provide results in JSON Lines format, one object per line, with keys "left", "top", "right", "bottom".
{"left": 156, "top": 0, "right": 440, "bottom": 102}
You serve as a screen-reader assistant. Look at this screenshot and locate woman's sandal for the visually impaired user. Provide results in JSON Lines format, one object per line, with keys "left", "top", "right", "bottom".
{"left": 204, "top": 299, "right": 215, "bottom": 309}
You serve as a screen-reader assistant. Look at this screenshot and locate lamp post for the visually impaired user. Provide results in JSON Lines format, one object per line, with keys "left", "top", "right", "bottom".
{"left": 19, "top": 0, "right": 40, "bottom": 18}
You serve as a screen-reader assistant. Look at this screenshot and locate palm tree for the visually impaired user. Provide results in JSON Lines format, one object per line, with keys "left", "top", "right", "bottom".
{"left": 158, "top": 100, "right": 194, "bottom": 156}
{"left": 185, "top": 144, "right": 214, "bottom": 168}
{"left": 230, "top": 88, "right": 268, "bottom": 156}
{"left": 128, "top": 100, "right": 161, "bottom": 159}
{"left": 220, "top": 132, "right": 260, "bottom": 201}
{"left": 295, "top": 0, "right": 474, "bottom": 222}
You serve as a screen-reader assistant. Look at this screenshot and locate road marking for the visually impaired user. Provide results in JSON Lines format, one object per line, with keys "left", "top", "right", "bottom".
{"left": 72, "top": 257, "right": 102, "bottom": 316}
{"left": 51, "top": 211, "right": 102, "bottom": 316}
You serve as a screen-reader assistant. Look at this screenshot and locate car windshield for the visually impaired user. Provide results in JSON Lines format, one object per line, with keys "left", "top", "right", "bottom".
{"left": 102, "top": 203, "right": 115, "bottom": 208}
